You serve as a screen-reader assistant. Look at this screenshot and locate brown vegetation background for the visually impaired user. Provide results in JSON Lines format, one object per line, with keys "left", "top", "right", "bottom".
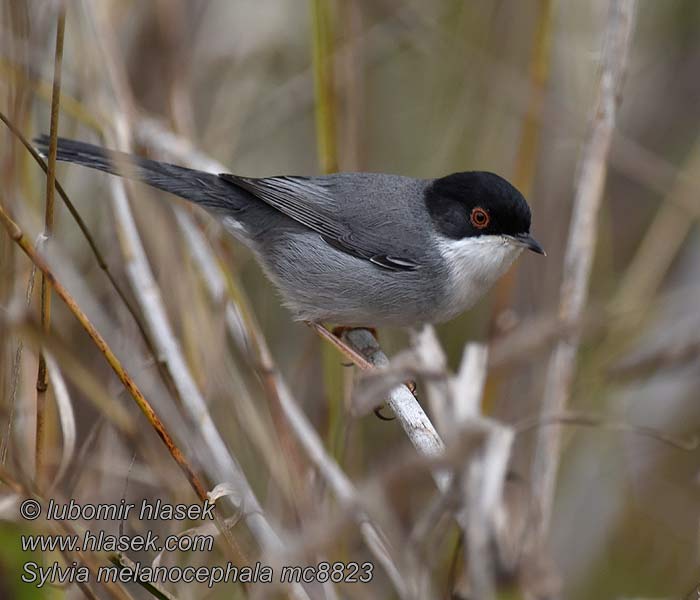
{"left": 1, "top": 1, "right": 699, "bottom": 599}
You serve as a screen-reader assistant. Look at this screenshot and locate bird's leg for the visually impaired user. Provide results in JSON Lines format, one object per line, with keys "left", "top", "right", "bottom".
{"left": 332, "top": 326, "right": 379, "bottom": 366}
{"left": 373, "top": 406, "right": 396, "bottom": 421}
{"left": 307, "top": 324, "right": 418, "bottom": 418}
{"left": 306, "top": 322, "right": 373, "bottom": 370}
{"left": 333, "top": 327, "right": 417, "bottom": 395}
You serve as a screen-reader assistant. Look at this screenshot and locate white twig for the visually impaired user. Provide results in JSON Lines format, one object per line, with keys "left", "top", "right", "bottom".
{"left": 411, "top": 326, "right": 513, "bottom": 599}
{"left": 45, "top": 353, "right": 76, "bottom": 490}
{"left": 454, "top": 343, "right": 489, "bottom": 421}
{"left": 410, "top": 325, "right": 452, "bottom": 437}
{"left": 530, "top": 0, "right": 637, "bottom": 541}
{"left": 345, "top": 328, "right": 449, "bottom": 491}
{"left": 461, "top": 424, "right": 513, "bottom": 600}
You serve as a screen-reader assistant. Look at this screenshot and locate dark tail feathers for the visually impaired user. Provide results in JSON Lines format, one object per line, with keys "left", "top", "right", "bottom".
{"left": 33, "top": 135, "right": 242, "bottom": 211}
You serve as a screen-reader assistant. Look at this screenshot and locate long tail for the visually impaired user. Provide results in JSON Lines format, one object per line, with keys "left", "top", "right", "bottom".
{"left": 34, "top": 135, "right": 242, "bottom": 211}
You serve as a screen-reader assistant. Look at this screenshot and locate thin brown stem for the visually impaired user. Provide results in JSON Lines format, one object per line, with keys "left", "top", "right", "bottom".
{"left": 0, "top": 200, "right": 208, "bottom": 502}
{"left": 307, "top": 322, "right": 374, "bottom": 370}
{"left": 0, "top": 109, "right": 163, "bottom": 371}
{"left": 35, "top": 5, "right": 66, "bottom": 482}
{"left": 310, "top": 0, "right": 338, "bottom": 174}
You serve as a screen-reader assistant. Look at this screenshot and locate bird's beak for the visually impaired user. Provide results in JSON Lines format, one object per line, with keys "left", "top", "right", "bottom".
{"left": 509, "top": 233, "right": 546, "bottom": 256}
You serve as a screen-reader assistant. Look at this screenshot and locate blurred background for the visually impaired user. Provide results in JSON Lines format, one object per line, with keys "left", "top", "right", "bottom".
{"left": 1, "top": 1, "right": 699, "bottom": 598}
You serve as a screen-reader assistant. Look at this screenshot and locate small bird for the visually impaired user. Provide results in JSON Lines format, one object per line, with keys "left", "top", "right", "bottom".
{"left": 35, "top": 135, "right": 544, "bottom": 328}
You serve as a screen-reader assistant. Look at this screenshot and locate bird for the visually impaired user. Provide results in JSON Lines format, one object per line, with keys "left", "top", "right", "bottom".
{"left": 34, "top": 135, "right": 544, "bottom": 328}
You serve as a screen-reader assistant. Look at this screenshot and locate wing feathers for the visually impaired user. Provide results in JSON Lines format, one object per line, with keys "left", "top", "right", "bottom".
{"left": 220, "top": 173, "right": 420, "bottom": 271}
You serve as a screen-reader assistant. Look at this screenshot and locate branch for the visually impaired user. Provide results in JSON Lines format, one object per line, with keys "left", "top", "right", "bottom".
{"left": 530, "top": 0, "right": 637, "bottom": 542}
{"left": 344, "top": 328, "right": 449, "bottom": 490}
{"left": 0, "top": 199, "right": 208, "bottom": 506}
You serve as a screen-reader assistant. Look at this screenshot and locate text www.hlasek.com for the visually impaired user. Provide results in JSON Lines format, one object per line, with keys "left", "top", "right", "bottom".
{"left": 21, "top": 529, "right": 213, "bottom": 554}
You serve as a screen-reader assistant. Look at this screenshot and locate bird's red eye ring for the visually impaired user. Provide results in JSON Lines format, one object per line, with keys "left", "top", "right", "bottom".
{"left": 470, "top": 207, "right": 490, "bottom": 229}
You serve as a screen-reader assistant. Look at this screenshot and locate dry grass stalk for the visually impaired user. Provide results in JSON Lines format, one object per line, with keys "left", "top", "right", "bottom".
{"left": 35, "top": 5, "right": 66, "bottom": 483}
{"left": 0, "top": 198, "right": 250, "bottom": 572}
{"left": 530, "top": 0, "right": 638, "bottom": 542}
{"left": 0, "top": 109, "right": 159, "bottom": 360}
{"left": 412, "top": 327, "right": 515, "bottom": 599}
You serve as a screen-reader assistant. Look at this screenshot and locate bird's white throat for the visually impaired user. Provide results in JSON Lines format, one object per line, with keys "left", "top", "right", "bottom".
{"left": 437, "top": 235, "right": 523, "bottom": 319}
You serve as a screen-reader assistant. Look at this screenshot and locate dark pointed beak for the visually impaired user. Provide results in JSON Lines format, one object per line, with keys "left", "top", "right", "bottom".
{"left": 511, "top": 233, "right": 546, "bottom": 256}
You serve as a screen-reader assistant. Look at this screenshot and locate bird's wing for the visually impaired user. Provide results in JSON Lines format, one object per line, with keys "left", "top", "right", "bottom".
{"left": 219, "top": 173, "right": 423, "bottom": 271}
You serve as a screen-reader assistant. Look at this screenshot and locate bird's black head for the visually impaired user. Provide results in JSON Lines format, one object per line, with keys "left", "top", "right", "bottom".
{"left": 425, "top": 171, "right": 544, "bottom": 254}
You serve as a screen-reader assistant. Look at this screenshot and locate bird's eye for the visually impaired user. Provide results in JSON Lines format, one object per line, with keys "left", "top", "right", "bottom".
{"left": 470, "top": 207, "right": 490, "bottom": 229}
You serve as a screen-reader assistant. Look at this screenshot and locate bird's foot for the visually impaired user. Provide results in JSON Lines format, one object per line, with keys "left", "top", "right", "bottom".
{"left": 307, "top": 323, "right": 419, "bottom": 406}
{"left": 306, "top": 322, "right": 373, "bottom": 370}
{"left": 374, "top": 405, "right": 395, "bottom": 421}
{"left": 330, "top": 326, "right": 419, "bottom": 398}
{"left": 405, "top": 379, "right": 417, "bottom": 395}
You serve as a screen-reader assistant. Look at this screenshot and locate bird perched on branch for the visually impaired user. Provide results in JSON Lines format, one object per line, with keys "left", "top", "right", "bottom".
{"left": 35, "top": 135, "right": 544, "bottom": 328}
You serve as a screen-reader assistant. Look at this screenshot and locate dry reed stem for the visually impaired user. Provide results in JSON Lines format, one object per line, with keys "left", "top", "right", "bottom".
{"left": 105, "top": 172, "right": 253, "bottom": 572}
{"left": 75, "top": 4, "right": 260, "bottom": 577}
{"left": 221, "top": 283, "right": 411, "bottom": 595}
{"left": 613, "top": 135, "right": 700, "bottom": 313}
{"left": 1, "top": 197, "right": 250, "bottom": 581}
{"left": 106, "top": 133, "right": 305, "bottom": 596}
{"left": 0, "top": 201, "right": 208, "bottom": 510}
{"left": 261, "top": 356, "right": 411, "bottom": 598}
{"left": 487, "top": 0, "right": 553, "bottom": 341}
{"left": 310, "top": 0, "right": 338, "bottom": 174}
{"left": 0, "top": 109, "right": 169, "bottom": 395}
{"left": 221, "top": 299, "right": 411, "bottom": 595}
{"left": 530, "top": 0, "right": 637, "bottom": 542}
{"left": 35, "top": 5, "right": 66, "bottom": 482}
